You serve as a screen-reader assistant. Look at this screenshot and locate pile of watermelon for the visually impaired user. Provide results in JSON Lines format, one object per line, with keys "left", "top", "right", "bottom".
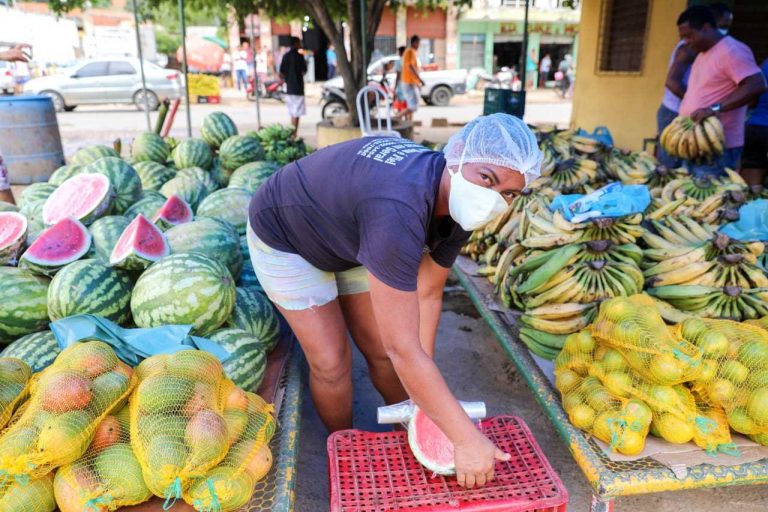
{"left": 0, "top": 112, "right": 297, "bottom": 392}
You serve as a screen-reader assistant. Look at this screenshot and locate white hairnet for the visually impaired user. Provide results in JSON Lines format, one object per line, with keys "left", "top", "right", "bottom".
{"left": 443, "top": 113, "right": 543, "bottom": 185}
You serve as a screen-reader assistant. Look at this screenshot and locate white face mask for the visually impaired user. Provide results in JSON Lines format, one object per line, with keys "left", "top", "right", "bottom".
{"left": 447, "top": 164, "right": 509, "bottom": 231}
{"left": 719, "top": 28, "right": 728, "bottom": 35}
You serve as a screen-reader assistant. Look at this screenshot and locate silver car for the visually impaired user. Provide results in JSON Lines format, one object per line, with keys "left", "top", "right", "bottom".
{"left": 24, "top": 58, "right": 182, "bottom": 112}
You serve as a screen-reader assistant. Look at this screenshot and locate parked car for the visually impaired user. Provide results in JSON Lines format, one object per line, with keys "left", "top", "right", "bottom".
{"left": 24, "top": 58, "right": 182, "bottom": 112}
{"left": 0, "top": 62, "right": 15, "bottom": 94}
{"left": 321, "top": 55, "right": 468, "bottom": 120}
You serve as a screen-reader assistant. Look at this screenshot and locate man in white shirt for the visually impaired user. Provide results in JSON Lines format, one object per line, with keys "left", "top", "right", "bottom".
{"left": 234, "top": 44, "right": 248, "bottom": 93}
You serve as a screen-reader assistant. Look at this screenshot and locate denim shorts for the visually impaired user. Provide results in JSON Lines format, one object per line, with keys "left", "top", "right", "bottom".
{"left": 400, "top": 83, "right": 420, "bottom": 111}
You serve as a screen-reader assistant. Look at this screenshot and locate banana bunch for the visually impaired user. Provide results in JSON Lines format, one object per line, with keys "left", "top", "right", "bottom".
{"left": 659, "top": 115, "right": 725, "bottom": 161}
{"left": 546, "top": 158, "right": 599, "bottom": 192}
{"left": 518, "top": 303, "right": 598, "bottom": 360}
{"left": 537, "top": 127, "right": 576, "bottom": 159}
{"left": 570, "top": 134, "right": 605, "bottom": 156}
{"left": 646, "top": 165, "right": 689, "bottom": 190}
{"left": 520, "top": 207, "right": 644, "bottom": 248}
{"left": 603, "top": 148, "right": 658, "bottom": 185}
{"left": 647, "top": 285, "right": 768, "bottom": 320}
{"left": 642, "top": 216, "right": 715, "bottom": 249}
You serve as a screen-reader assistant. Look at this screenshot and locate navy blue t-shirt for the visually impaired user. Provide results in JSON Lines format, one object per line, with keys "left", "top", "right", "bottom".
{"left": 248, "top": 137, "right": 470, "bottom": 292}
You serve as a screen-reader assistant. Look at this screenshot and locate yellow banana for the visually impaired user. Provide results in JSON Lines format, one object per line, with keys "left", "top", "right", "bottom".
{"left": 694, "top": 122, "right": 711, "bottom": 158}
{"left": 702, "top": 117, "right": 724, "bottom": 154}
{"left": 644, "top": 245, "right": 708, "bottom": 276}
{"left": 522, "top": 231, "right": 583, "bottom": 248}
{"left": 647, "top": 197, "right": 686, "bottom": 220}
{"left": 520, "top": 312, "right": 592, "bottom": 335}
{"left": 525, "top": 302, "right": 596, "bottom": 321}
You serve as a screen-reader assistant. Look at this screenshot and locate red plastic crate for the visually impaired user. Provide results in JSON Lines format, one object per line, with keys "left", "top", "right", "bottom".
{"left": 328, "top": 415, "right": 568, "bottom": 512}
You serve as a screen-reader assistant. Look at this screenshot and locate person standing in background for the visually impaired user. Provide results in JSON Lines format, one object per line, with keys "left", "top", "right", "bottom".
{"left": 326, "top": 44, "right": 337, "bottom": 79}
{"left": 0, "top": 44, "right": 31, "bottom": 205}
{"left": 677, "top": 5, "right": 766, "bottom": 176}
{"left": 234, "top": 44, "right": 248, "bottom": 93}
{"left": 396, "top": 35, "right": 424, "bottom": 122}
{"left": 525, "top": 50, "right": 537, "bottom": 90}
{"left": 219, "top": 51, "right": 232, "bottom": 88}
{"left": 279, "top": 37, "right": 307, "bottom": 137}
{"left": 658, "top": 39, "right": 697, "bottom": 168}
{"left": 538, "top": 53, "right": 551, "bottom": 89}
{"left": 710, "top": 2, "right": 734, "bottom": 34}
{"left": 740, "top": 58, "right": 768, "bottom": 188}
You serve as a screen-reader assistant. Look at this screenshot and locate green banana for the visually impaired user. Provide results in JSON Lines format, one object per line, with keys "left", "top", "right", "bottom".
{"left": 517, "top": 244, "right": 582, "bottom": 294}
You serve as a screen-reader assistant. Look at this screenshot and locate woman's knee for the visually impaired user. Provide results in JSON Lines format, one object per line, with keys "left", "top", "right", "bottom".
{"left": 308, "top": 349, "right": 352, "bottom": 386}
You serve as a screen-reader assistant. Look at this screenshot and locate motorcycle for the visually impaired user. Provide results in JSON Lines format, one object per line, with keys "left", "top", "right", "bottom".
{"left": 247, "top": 75, "right": 285, "bottom": 102}
{"left": 321, "top": 78, "right": 402, "bottom": 121}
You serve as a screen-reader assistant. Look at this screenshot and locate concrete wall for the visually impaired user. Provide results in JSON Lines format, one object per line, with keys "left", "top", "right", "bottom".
{"left": 570, "top": 0, "right": 687, "bottom": 150}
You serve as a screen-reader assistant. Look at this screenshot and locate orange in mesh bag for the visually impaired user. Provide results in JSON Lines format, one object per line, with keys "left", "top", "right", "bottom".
{"left": 0, "top": 472, "right": 56, "bottom": 512}
{"left": 130, "top": 350, "right": 232, "bottom": 506}
{"left": 0, "top": 342, "right": 136, "bottom": 488}
{"left": 183, "top": 386, "right": 277, "bottom": 511}
{"left": 591, "top": 295, "right": 703, "bottom": 386}
{"left": 54, "top": 405, "right": 152, "bottom": 511}
{"left": 681, "top": 318, "right": 768, "bottom": 446}
{"left": 555, "top": 330, "right": 652, "bottom": 456}
{"left": 0, "top": 358, "right": 32, "bottom": 430}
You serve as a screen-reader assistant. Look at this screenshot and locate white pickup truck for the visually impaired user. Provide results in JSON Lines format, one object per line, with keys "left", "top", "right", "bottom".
{"left": 321, "top": 55, "right": 468, "bottom": 119}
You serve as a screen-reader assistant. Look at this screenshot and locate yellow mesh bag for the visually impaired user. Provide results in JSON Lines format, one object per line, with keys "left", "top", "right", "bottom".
{"left": 130, "top": 350, "right": 231, "bottom": 506}
{"left": 689, "top": 387, "right": 737, "bottom": 455}
{"left": 53, "top": 405, "right": 152, "bottom": 511}
{"left": 0, "top": 358, "right": 32, "bottom": 430}
{"left": 0, "top": 473, "right": 55, "bottom": 512}
{"left": 591, "top": 295, "right": 703, "bottom": 385}
{"left": 680, "top": 318, "right": 768, "bottom": 445}
{"left": 183, "top": 387, "right": 277, "bottom": 511}
{"left": 555, "top": 330, "right": 652, "bottom": 455}
{"left": 0, "top": 342, "right": 135, "bottom": 488}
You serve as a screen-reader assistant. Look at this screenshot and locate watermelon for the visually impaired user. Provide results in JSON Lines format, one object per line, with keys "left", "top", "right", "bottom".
{"left": 408, "top": 406, "right": 457, "bottom": 475}
{"left": 237, "top": 235, "right": 264, "bottom": 292}
{"left": 47, "top": 259, "right": 133, "bottom": 324}
{"left": 87, "top": 216, "right": 131, "bottom": 261}
{"left": 152, "top": 195, "right": 193, "bottom": 231}
{"left": 49, "top": 164, "right": 84, "bottom": 186}
{"left": 133, "top": 161, "right": 175, "bottom": 191}
{"left": 109, "top": 214, "right": 169, "bottom": 270}
{"left": 42, "top": 173, "right": 114, "bottom": 226}
{"left": 131, "top": 132, "right": 171, "bottom": 164}
{"left": 131, "top": 252, "right": 236, "bottom": 335}
{"left": 172, "top": 138, "right": 214, "bottom": 170}
{"left": 228, "top": 162, "right": 279, "bottom": 194}
{"left": 159, "top": 176, "right": 208, "bottom": 211}
{"left": 85, "top": 157, "right": 143, "bottom": 214}
{"left": 0, "top": 268, "right": 50, "bottom": 344}
{"left": 207, "top": 328, "right": 267, "bottom": 390}
{"left": 177, "top": 167, "right": 217, "bottom": 194}
{"left": 209, "top": 157, "right": 233, "bottom": 188}
{"left": 71, "top": 145, "right": 119, "bottom": 166}
{"left": 195, "top": 188, "right": 251, "bottom": 235}
{"left": 0, "top": 330, "right": 60, "bottom": 372}
{"left": 0, "top": 212, "right": 27, "bottom": 265}
{"left": 0, "top": 201, "right": 18, "bottom": 213}
{"left": 219, "top": 136, "right": 264, "bottom": 171}
{"left": 18, "top": 183, "right": 57, "bottom": 211}
{"left": 201, "top": 112, "right": 238, "bottom": 148}
{"left": 226, "top": 287, "right": 280, "bottom": 352}
{"left": 166, "top": 218, "right": 242, "bottom": 280}
{"left": 22, "top": 200, "right": 46, "bottom": 244}
{"left": 124, "top": 191, "right": 166, "bottom": 220}
{"left": 19, "top": 218, "right": 91, "bottom": 276}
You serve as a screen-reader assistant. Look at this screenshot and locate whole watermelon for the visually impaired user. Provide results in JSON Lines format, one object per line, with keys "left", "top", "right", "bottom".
{"left": 0, "top": 201, "right": 18, "bottom": 213}
{"left": 209, "top": 157, "right": 233, "bottom": 188}
{"left": 21, "top": 200, "right": 45, "bottom": 244}
{"left": 87, "top": 215, "right": 131, "bottom": 261}
{"left": 133, "top": 161, "right": 176, "bottom": 192}
{"left": 177, "top": 167, "right": 217, "bottom": 194}
{"left": 226, "top": 287, "right": 280, "bottom": 352}
{"left": 166, "top": 217, "right": 242, "bottom": 279}
{"left": 47, "top": 259, "right": 133, "bottom": 324}
{"left": 228, "top": 161, "right": 279, "bottom": 194}
{"left": 131, "top": 252, "right": 236, "bottom": 335}
{"left": 219, "top": 136, "right": 264, "bottom": 171}
{"left": 71, "top": 145, "right": 119, "bottom": 166}
{"left": 131, "top": 132, "right": 171, "bottom": 164}
{"left": 85, "top": 157, "right": 143, "bottom": 214}
{"left": 207, "top": 328, "right": 267, "bottom": 390}
{"left": 1, "top": 330, "right": 61, "bottom": 372}
{"left": 237, "top": 234, "right": 263, "bottom": 292}
{"left": 159, "top": 176, "right": 208, "bottom": 211}
{"left": 18, "top": 183, "right": 57, "bottom": 211}
{"left": 49, "top": 164, "right": 84, "bottom": 186}
{"left": 195, "top": 188, "right": 251, "bottom": 235}
{"left": 201, "top": 112, "right": 238, "bottom": 149}
{"left": 0, "top": 268, "right": 50, "bottom": 344}
{"left": 124, "top": 191, "right": 167, "bottom": 220}
{"left": 172, "top": 138, "right": 214, "bottom": 170}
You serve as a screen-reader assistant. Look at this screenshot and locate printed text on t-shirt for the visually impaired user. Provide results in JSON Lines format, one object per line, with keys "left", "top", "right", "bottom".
{"left": 357, "top": 138, "right": 429, "bottom": 166}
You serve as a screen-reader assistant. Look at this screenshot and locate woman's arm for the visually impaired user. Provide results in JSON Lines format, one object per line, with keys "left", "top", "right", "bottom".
{"left": 417, "top": 255, "right": 451, "bottom": 358}
{"left": 665, "top": 44, "right": 696, "bottom": 99}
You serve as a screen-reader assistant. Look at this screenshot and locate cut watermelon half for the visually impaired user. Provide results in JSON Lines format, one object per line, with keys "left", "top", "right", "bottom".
{"left": 152, "top": 195, "right": 193, "bottom": 231}
{"left": 407, "top": 406, "right": 457, "bottom": 476}
{"left": 19, "top": 217, "right": 91, "bottom": 276}
{"left": 109, "top": 214, "right": 170, "bottom": 270}
{"left": 42, "top": 173, "right": 114, "bottom": 226}
{"left": 0, "top": 212, "right": 28, "bottom": 265}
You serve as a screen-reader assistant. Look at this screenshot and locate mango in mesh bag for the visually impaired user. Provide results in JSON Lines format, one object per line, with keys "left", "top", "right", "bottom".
{"left": 0, "top": 472, "right": 56, "bottom": 512}
{"left": 0, "top": 342, "right": 135, "bottom": 487}
{"left": 184, "top": 386, "right": 277, "bottom": 511}
{"left": 0, "top": 358, "right": 32, "bottom": 430}
{"left": 54, "top": 405, "right": 152, "bottom": 511}
{"left": 591, "top": 295, "right": 703, "bottom": 386}
{"left": 555, "top": 330, "right": 652, "bottom": 456}
{"left": 130, "top": 350, "right": 232, "bottom": 504}
{"left": 681, "top": 318, "right": 768, "bottom": 445}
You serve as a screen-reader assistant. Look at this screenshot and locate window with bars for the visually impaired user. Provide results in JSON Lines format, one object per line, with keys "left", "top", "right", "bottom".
{"left": 598, "top": 0, "right": 650, "bottom": 73}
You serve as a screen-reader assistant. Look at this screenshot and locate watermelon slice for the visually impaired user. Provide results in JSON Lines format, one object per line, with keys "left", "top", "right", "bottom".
{"left": 0, "top": 212, "right": 28, "bottom": 265}
{"left": 408, "top": 407, "right": 456, "bottom": 476}
{"left": 42, "top": 173, "right": 114, "bottom": 226}
{"left": 109, "top": 214, "right": 169, "bottom": 270}
{"left": 18, "top": 217, "right": 91, "bottom": 276}
{"left": 152, "top": 195, "right": 193, "bottom": 231}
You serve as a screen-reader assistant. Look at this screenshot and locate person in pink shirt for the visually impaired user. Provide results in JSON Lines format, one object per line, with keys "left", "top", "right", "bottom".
{"left": 677, "top": 5, "right": 766, "bottom": 177}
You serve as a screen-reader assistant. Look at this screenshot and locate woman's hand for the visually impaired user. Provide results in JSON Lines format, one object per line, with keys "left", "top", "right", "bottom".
{"left": 454, "top": 430, "right": 510, "bottom": 488}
